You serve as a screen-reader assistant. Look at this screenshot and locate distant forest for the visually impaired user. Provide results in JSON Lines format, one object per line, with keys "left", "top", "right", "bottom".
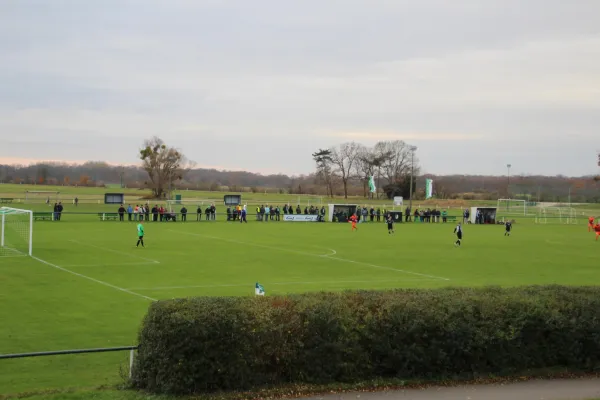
{"left": 1, "top": 161, "right": 599, "bottom": 203}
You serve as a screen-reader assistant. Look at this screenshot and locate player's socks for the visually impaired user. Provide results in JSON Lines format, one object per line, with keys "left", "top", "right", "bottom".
{"left": 136, "top": 240, "right": 140, "bottom": 247}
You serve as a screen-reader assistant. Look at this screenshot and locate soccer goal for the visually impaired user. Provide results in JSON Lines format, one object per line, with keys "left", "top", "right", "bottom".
{"left": 497, "top": 199, "right": 527, "bottom": 216}
{"left": 25, "top": 190, "right": 59, "bottom": 204}
{"left": 535, "top": 207, "right": 578, "bottom": 224}
{"left": 0, "top": 207, "right": 33, "bottom": 257}
{"left": 165, "top": 200, "right": 211, "bottom": 213}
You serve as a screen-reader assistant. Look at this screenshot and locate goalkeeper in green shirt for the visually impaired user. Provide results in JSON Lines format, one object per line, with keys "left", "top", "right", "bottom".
{"left": 136, "top": 221, "right": 145, "bottom": 247}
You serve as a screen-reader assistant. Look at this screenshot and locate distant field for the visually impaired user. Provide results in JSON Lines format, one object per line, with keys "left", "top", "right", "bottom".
{"left": 2, "top": 182, "right": 598, "bottom": 213}
{"left": 1, "top": 214, "right": 600, "bottom": 395}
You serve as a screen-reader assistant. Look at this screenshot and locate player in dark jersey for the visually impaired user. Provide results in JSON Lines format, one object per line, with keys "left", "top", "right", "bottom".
{"left": 453, "top": 223, "right": 463, "bottom": 246}
{"left": 386, "top": 214, "right": 394, "bottom": 234}
{"left": 504, "top": 221, "right": 512, "bottom": 236}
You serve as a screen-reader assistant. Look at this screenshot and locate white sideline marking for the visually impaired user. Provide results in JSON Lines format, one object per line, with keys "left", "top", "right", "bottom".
{"left": 169, "top": 230, "right": 450, "bottom": 281}
{"left": 31, "top": 256, "right": 157, "bottom": 302}
{"left": 62, "top": 261, "right": 159, "bottom": 268}
{"left": 169, "top": 230, "right": 338, "bottom": 259}
{"left": 69, "top": 240, "right": 160, "bottom": 264}
{"left": 126, "top": 278, "right": 435, "bottom": 291}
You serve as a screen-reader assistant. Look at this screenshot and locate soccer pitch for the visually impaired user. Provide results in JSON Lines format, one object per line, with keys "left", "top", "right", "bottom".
{"left": 0, "top": 218, "right": 599, "bottom": 395}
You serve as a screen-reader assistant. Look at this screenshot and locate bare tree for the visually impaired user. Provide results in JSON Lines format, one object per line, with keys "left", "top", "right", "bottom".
{"left": 330, "top": 142, "right": 360, "bottom": 199}
{"left": 374, "top": 140, "right": 412, "bottom": 185}
{"left": 312, "top": 149, "right": 336, "bottom": 197}
{"left": 139, "top": 137, "right": 193, "bottom": 199}
{"left": 353, "top": 145, "right": 377, "bottom": 198}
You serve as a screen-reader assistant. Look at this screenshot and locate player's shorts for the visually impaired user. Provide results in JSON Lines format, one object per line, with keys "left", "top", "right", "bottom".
{"left": 138, "top": 235, "right": 144, "bottom": 240}
{"left": 457, "top": 232, "right": 463, "bottom": 240}
{"left": 387, "top": 223, "right": 393, "bottom": 230}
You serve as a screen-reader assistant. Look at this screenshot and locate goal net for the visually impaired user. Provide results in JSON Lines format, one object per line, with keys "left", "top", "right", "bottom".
{"left": 535, "top": 207, "right": 578, "bottom": 224}
{"left": 0, "top": 207, "right": 33, "bottom": 257}
{"left": 497, "top": 199, "right": 527, "bottom": 216}
{"left": 25, "top": 191, "right": 60, "bottom": 204}
{"left": 165, "top": 200, "right": 213, "bottom": 213}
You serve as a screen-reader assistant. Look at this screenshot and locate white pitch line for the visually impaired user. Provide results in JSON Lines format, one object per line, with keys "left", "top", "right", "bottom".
{"left": 169, "top": 230, "right": 450, "bottom": 281}
{"left": 62, "top": 261, "right": 159, "bottom": 268}
{"left": 323, "top": 256, "right": 450, "bottom": 281}
{"left": 31, "top": 256, "right": 157, "bottom": 302}
{"left": 170, "top": 230, "right": 337, "bottom": 259}
{"left": 126, "top": 278, "right": 435, "bottom": 291}
{"left": 69, "top": 240, "right": 160, "bottom": 264}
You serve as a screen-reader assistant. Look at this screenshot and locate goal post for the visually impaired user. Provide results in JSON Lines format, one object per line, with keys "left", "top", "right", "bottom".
{"left": 25, "top": 191, "right": 60, "bottom": 203}
{"left": 0, "top": 207, "right": 33, "bottom": 256}
{"left": 165, "top": 200, "right": 211, "bottom": 213}
{"left": 497, "top": 199, "right": 527, "bottom": 215}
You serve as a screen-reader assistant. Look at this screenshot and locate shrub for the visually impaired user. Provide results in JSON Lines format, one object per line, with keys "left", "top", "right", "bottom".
{"left": 131, "top": 286, "right": 600, "bottom": 395}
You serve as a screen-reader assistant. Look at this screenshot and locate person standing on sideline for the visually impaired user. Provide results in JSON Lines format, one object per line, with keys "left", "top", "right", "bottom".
{"left": 453, "top": 222, "right": 463, "bottom": 247}
{"left": 127, "top": 204, "right": 133, "bottom": 221}
{"left": 136, "top": 221, "right": 145, "bottom": 248}
{"left": 240, "top": 206, "right": 247, "bottom": 223}
{"left": 180, "top": 206, "right": 188, "bottom": 222}
{"left": 118, "top": 204, "right": 125, "bottom": 221}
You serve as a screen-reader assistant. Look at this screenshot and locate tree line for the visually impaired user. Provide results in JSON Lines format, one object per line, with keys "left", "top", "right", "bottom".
{"left": 0, "top": 136, "right": 598, "bottom": 202}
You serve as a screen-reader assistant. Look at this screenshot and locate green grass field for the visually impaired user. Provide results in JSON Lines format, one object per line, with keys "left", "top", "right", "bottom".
{"left": 1, "top": 215, "right": 599, "bottom": 396}
{"left": 1, "top": 184, "right": 600, "bottom": 397}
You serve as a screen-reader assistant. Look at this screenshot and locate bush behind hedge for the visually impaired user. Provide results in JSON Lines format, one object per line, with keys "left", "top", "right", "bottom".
{"left": 131, "top": 286, "right": 600, "bottom": 395}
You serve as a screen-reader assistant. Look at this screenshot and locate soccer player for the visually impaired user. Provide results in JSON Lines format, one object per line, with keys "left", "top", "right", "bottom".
{"left": 386, "top": 213, "right": 395, "bottom": 234}
{"left": 349, "top": 213, "right": 358, "bottom": 231}
{"left": 136, "top": 221, "right": 145, "bottom": 248}
{"left": 589, "top": 216, "right": 595, "bottom": 232}
{"left": 453, "top": 222, "right": 463, "bottom": 247}
{"left": 594, "top": 223, "right": 600, "bottom": 241}
{"left": 505, "top": 220, "right": 512, "bottom": 236}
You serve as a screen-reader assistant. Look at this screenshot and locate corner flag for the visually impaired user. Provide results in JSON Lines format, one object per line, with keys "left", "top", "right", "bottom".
{"left": 255, "top": 282, "right": 265, "bottom": 296}
{"left": 368, "top": 176, "right": 376, "bottom": 193}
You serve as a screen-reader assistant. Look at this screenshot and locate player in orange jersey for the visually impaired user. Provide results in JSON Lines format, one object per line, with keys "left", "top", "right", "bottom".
{"left": 595, "top": 223, "right": 600, "bottom": 241}
{"left": 349, "top": 213, "right": 358, "bottom": 231}
{"left": 589, "top": 216, "right": 595, "bottom": 232}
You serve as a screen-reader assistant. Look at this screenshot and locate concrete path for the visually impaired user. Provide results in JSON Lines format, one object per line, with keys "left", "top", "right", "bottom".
{"left": 301, "top": 378, "right": 600, "bottom": 400}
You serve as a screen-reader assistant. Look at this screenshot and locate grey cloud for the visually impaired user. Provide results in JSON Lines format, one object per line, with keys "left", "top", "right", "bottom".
{"left": 1, "top": 0, "right": 599, "bottom": 176}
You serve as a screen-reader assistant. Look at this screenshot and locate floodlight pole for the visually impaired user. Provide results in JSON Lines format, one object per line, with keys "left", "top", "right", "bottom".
{"left": 507, "top": 164, "right": 511, "bottom": 196}
{"left": 409, "top": 146, "right": 417, "bottom": 213}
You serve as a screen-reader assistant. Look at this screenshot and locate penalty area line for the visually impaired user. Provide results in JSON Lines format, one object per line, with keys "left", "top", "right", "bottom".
{"left": 62, "top": 261, "right": 160, "bottom": 268}
{"left": 31, "top": 256, "right": 157, "bottom": 302}
{"left": 169, "top": 230, "right": 450, "bottom": 282}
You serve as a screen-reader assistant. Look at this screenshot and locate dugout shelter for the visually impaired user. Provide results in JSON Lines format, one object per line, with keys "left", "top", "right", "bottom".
{"left": 224, "top": 194, "right": 242, "bottom": 206}
{"left": 328, "top": 204, "right": 359, "bottom": 222}
{"left": 470, "top": 207, "right": 497, "bottom": 224}
{"left": 104, "top": 193, "right": 124, "bottom": 204}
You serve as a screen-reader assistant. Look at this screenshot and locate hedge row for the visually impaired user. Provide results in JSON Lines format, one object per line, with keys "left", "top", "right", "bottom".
{"left": 131, "top": 286, "right": 600, "bottom": 395}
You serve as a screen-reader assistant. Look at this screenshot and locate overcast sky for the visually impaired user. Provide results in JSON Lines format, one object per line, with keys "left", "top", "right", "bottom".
{"left": 1, "top": 0, "right": 599, "bottom": 176}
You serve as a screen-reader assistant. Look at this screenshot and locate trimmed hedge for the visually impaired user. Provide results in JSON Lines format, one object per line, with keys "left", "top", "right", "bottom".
{"left": 131, "top": 286, "right": 600, "bottom": 395}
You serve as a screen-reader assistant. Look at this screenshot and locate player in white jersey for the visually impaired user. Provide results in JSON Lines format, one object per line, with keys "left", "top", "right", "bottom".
{"left": 453, "top": 223, "right": 463, "bottom": 247}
